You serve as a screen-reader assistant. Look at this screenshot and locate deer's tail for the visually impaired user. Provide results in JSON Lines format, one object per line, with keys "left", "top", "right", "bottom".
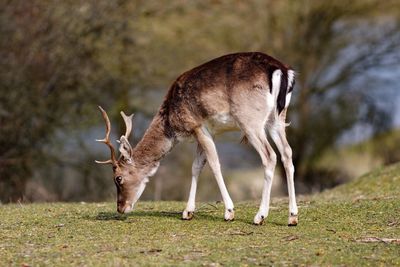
{"left": 271, "top": 68, "right": 295, "bottom": 114}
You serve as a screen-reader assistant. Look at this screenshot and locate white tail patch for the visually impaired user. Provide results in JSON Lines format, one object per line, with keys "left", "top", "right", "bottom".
{"left": 285, "top": 92, "right": 292, "bottom": 108}
{"left": 269, "top": 69, "right": 283, "bottom": 121}
{"left": 271, "top": 69, "right": 282, "bottom": 101}
{"left": 285, "top": 70, "right": 295, "bottom": 108}
{"left": 288, "top": 70, "right": 295, "bottom": 90}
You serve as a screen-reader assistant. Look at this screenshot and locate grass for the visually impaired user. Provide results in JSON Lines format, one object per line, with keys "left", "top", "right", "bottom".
{"left": 1, "top": 164, "right": 400, "bottom": 266}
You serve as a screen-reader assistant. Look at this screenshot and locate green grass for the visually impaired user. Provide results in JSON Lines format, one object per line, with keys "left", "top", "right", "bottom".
{"left": 1, "top": 164, "right": 400, "bottom": 266}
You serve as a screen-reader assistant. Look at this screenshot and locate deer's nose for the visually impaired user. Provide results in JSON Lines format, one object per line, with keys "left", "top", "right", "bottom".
{"left": 117, "top": 205, "right": 125, "bottom": 214}
{"left": 117, "top": 201, "right": 126, "bottom": 214}
{"left": 117, "top": 202, "right": 132, "bottom": 214}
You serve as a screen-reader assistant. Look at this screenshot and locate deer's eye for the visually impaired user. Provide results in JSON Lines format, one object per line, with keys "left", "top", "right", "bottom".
{"left": 115, "top": 176, "right": 123, "bottom": 185}
{"left": 112, "top": 166, "right": 117, "bottom": 171}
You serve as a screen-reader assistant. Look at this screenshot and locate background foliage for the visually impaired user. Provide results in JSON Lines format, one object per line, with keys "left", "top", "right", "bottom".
{"left": 1, "top": 0, "right": 399, "bottom": 202}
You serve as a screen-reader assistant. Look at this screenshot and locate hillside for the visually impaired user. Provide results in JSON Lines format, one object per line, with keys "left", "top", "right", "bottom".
{"left": 317, "top": 129, "right": 400, "bottom": 181}
{"left": 1, "top": 163, "right": 399, "bottom": 266}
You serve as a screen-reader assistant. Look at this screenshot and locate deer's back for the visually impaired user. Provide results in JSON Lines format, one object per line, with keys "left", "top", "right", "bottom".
{"left": 158, "top": 52, "right": 293, "bottom": 138}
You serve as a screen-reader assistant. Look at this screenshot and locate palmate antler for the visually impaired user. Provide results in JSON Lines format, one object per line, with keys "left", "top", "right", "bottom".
{"left": 95, "top": 106, "right": 117, "bottom": 165}
{"left": 120, "top": 111, "right": 133, "bottom": 139}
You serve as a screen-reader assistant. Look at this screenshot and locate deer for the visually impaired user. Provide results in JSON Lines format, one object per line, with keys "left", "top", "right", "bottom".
{"left": 95, "top": 52, "right": 298, "bottom": 226}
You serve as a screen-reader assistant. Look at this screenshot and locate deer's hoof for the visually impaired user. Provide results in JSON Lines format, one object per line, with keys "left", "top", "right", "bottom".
{"left": 253, "top": 213, "right": 265, "bottom": 225}
{"left": 182, "top": 210, "right": 194, "bottom": 220}
{"left": 288, "top": 214, "right": 298, "bottom": 226}
{"left": 224, "top": 209, "right": 235, "bottom": 221}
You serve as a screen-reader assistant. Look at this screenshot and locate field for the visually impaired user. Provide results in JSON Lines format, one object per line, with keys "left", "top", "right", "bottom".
{"left": 1, "top": 163, "right": 399, "bottom": 266}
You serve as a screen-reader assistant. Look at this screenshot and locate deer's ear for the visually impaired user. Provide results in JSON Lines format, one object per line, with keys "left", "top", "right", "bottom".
{"left": 118, "top": 136, "right": 133, "bottom": 162}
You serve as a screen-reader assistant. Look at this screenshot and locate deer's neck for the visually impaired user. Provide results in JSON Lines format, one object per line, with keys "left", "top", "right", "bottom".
{"left": 132, "top": 114, "right": 175, "bottom": 167}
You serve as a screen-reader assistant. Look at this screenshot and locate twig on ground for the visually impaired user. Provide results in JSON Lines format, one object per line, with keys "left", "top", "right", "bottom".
{"left": 283, "top": 235, "right": 299, "bottom": 241}
{"left": 355, "top": 237, "right": 400, "bottom": 244}
{"left": 228, "top": 231, "right": 254, "bottom": 236}
{"left": 196, "top": 202, "right": 219, "bottom": 212}
{"left": 387, "top": 220, "right": 399, "bottom": 227}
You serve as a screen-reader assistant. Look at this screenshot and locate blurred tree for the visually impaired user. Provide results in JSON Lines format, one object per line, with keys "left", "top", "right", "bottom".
{"left": 0, "top": 1, "right": 130, "bottom": 201}
{"left": 1, "top": 0, "right": 399, "bottom": 202}
{"left": 260, "top": 1, "right": 400, "bottom": 189}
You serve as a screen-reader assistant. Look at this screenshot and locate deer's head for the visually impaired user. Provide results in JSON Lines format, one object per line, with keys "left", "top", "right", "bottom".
{"left": 95, "top": 106, "right": 154, "bottom": 214}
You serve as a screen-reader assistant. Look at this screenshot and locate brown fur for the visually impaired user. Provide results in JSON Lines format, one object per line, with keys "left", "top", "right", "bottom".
{"left": 158, "top": 52, "right": 292, "bottom": 139}
{"left": 131, "top": 115, "right": 174, "bottom": 167}
{"left": 132, "top": 52, "right": 293, "bottom": 167}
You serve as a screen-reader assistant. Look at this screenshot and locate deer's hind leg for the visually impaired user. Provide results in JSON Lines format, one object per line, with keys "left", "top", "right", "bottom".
{"left": 230, "top": 82, "right": 277, "bottom": 225}
{"left": 268, "top": 109, "right": 298, "bottom": 226}
{"left": 243, "top": 126, "right": 277, "bottom": 225}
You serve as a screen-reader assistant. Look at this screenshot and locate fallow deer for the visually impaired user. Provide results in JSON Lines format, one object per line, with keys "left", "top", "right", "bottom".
{"left": 95, "top": 52, "right": 298, "bottom": 226}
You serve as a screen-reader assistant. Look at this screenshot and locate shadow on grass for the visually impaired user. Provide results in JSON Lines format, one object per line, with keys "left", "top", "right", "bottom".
{"left": 268, "top": 220, "right": 289, "bottom": 227}
{"left": 93, "top": 210, "right": 181, "bottom": 221}
{"left": 88, "top": 210, "right": 253, "bottom": 224}
{"left": 83, "top": 202, "right": 288, "bottom": 225}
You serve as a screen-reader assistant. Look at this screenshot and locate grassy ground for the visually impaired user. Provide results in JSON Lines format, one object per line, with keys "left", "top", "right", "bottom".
{"left": 1, "top": 164, "right": 400, "bottom": 266}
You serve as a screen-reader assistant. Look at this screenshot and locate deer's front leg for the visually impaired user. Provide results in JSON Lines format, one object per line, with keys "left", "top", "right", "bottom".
{"left": 182, "top": 145, "right": 206, "bottom": 220}
{"left": 194, "top": 127, "right": 235, "bottom": 221}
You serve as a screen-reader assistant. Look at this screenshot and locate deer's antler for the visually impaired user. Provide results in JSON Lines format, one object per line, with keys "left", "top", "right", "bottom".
{"left": 120, "top": 111, "right": 134, "bottom": 139}
{"left": 95, "top": 106, "right": 117, "bottom": 165}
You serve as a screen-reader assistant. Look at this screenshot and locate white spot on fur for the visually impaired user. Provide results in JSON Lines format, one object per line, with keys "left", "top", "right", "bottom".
{"left": 206, "top": 113, "right": 238, "bottom": 134}
{"left": 125, "top": 164, "right": 158, "bottom": 213}
{"left": 214, "top": 113, "right": 232, "bottom": 124}
{"left": 128, "top": 179, "right": 148, "bottom": 211}
{"left": 147, "top": 163, "right": 160, "bottom": 178}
